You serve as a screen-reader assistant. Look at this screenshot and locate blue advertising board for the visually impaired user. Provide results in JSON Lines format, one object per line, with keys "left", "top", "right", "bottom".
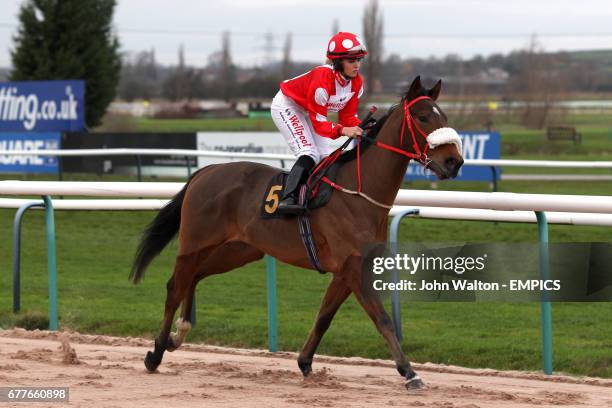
{"left": 0, "top": 80, "right": 85, "bottom": 132}
{"left": 0, "top": 132, "right": 60, "bottom": 173}
{"left": 405, "top": 131, "right": 501, "bottom": 181}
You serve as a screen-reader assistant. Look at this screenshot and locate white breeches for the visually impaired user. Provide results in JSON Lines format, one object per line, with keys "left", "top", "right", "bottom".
{"left": 271, "top": 91, "right": 354, "bottom": 164}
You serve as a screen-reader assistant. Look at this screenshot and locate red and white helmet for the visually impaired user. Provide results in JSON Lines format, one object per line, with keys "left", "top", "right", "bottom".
{"left": 326, "top": 32, "right": 368, "bottom": 60}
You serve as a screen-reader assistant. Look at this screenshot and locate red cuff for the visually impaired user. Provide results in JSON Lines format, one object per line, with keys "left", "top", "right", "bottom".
{"left": 336, "top": 125, "right": 344, "bottom": 139}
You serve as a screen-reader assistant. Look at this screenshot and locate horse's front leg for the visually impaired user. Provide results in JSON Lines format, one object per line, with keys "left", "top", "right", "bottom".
{"left": 345, "top": 254, "right": 425, "bottom": 390}
{"left": 297, "top": 275, "right": 351, "bottom": 376}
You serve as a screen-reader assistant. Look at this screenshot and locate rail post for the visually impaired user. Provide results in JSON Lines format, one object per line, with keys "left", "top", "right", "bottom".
{"left": 489, "top": 166, "right": 498, "bottom": 192}
{"left": 388, "top": 209, "right": 420, "bottom": 342}
{"left": 135, "top": 155, "right": 143, "bottom": 182}
{"left": 42, "top": 195, "right": 59, "bottom": 331}
{"left": 535, "top": 211, "right": 553, "bottom": 374}
{"left": 185, "top": 155, "right": 192, "bottom": 178}
{"left": 12, "top": 201, "right": 45, "bottom": 313}
{"left": 266, "top": 255, "right": 278, "bottom": 352}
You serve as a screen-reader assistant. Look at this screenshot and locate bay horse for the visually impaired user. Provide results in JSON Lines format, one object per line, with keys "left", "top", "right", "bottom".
{"left": 130, "top": 76, "right": 463, "bottom": 390}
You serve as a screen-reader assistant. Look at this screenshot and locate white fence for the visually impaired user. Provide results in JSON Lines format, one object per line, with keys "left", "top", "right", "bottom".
{"left": 2, "top": 148, "right": 612, "bottom": 170}
{"left": 2, "top": 180, "right": 611, "bottom": 374}
{"left": 2, "top": 196, "right": 612, "bottom": 227}
{"left": 2, "top": 180, "right": 612, "bottom": 218}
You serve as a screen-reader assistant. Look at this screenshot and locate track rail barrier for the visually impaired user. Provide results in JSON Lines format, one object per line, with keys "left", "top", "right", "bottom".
{"left": 2, "top": 181, "right": 612, "bottom": 375}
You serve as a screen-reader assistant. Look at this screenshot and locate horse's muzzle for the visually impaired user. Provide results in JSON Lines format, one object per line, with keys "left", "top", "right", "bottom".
{"left": 445, "top": 157, "right": 464, "bottom": 178}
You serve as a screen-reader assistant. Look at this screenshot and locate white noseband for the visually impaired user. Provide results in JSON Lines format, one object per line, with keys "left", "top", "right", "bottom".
{"left": 427, "top": 127, "right": 462, "bottom": 152}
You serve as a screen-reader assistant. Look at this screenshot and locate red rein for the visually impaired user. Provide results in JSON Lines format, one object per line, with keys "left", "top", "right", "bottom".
{"left": 314, "top": 95, "right": 435, "bottom": 199}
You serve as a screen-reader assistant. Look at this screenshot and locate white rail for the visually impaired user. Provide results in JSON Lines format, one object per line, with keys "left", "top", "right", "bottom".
{"left": 394, "top": 189, "right": 612, "bottom": 214}
{"left": 2, "top": 197, "right": 612, "bottom": 227}
{"left": 0, "top": 198, "right": 168, "bottom": 210}
{"left": 0, "top": 181, "right": 182, "bottom": 197}
{"left": 389, "top": 206, "right": 612, "bottom": 226}
{"left": 2, "top": 180, "right": 612, "bottom": 215}
{"left": 2, "top": 148, "right": 612, "bottom": 169}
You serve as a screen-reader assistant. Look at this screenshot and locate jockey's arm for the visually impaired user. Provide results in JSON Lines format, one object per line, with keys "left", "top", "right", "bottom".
{"left": 337, "top": 84, "right": 364, "bottom": 138}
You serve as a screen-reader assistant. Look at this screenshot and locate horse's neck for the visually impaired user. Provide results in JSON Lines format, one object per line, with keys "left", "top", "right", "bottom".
{"left": 338, "top": 109, "right": 411, "bottom": 207}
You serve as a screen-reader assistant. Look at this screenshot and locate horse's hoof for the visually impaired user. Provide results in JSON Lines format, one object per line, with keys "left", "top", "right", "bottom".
{"left": 144, "top": 351, "right": 161, "bottom": 372}
{"left": 166, "top": 336, "right": 178, "bottom": 352}
{"left": 405, "top": 375, "right": 425, "bottom": 391}
{"left": 298, "top": 360, "right": 312, "bottom": 377}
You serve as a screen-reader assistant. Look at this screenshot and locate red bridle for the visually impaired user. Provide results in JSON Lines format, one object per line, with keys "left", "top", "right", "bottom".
{"left": 370, "top": 95, "right": 435, "bottom": 168}
{"left": 311, "top": 95, "right": 440, "bottom": 207}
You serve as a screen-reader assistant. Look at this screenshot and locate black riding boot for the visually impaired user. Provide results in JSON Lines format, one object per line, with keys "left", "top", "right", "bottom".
{"left": 277, "top": 155, "right": 315, "bottom": 215}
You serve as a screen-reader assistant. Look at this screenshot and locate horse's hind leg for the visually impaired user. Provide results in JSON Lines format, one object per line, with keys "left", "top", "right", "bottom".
{"left": 145, "top": 252, "right": 197, "bottom": 372}
{"left": 166, "top": 284, "right": 196, "bottom": 352}
{"left": 146, "top": 241, "right": 264, "bottom": 366}
{"left": 297, "top": 276, "right": 351, "bottom": 376}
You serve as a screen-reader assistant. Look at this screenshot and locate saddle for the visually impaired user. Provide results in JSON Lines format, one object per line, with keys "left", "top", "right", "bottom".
{"left": 261, "top": 108, "right": 380, "bottom": 220}
{"left": 259, "top": 154, "right": 348, "bottom": 274}
{"left": 260, "top": 110, "right": 379, "bottom": 273}
{"left": 260, "top": 164, "right": 338, "bottom": 219}
{"left": 260, "top": 137, "right": 366, "bottom": 220}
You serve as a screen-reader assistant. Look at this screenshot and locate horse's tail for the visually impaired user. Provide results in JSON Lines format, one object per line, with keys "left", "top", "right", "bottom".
{"left": 130, "top": 181, "right": 190, "bottom": 284}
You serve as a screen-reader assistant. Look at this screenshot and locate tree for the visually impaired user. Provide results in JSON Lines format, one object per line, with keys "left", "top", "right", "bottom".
{"left": 175, "top": 44, "right": 186, "bottom": 101}
{"left": 281, "top": 32, "right": 292, "bottom": 79}
{"left": 118, "top": 49, "right": 159, "bottom": 101}
{"left": 362, "top": 0, "right": 384, "bottom": 94}
{"left": 11, "top": 0, "right": 121, "bottom": 127}
{"left": 510, "top": 35, "right": 562, "bottom": 129}
{"left": 331, "top": 18, "right": 340, "bottom": 35}
{"left": 219, "top": 31, "right": 235, "bottom": 101}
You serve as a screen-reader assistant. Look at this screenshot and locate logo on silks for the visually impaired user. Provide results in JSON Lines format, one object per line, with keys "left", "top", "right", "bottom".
{"left": 405, "top": 132, "right": 501, "bottom": 181}
{"left": 288, "top": 115, "right": 312, "bottom": 147}
{"left": 0, "top": 80, "right": 85, "bottom": 132}
{"left": 0, "top": 132, "right": 61, "bottom": 173}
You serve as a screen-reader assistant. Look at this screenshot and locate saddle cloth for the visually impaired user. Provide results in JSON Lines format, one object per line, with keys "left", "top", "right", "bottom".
{"left": 260, "top": 163, "right": 341, "bottom": 219}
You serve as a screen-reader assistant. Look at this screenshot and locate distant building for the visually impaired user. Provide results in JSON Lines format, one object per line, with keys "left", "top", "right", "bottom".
{"left": 395, "top": 68, "right": 510, "bottom": 95}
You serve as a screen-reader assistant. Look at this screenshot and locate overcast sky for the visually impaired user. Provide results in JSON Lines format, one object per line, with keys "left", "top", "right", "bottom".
{"left": 1, "top": 0, "right": 611, "bottom": 68}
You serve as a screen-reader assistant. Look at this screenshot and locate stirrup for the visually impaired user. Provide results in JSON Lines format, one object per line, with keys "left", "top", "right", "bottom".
{"left": 277, "top": 196, "right": 305, "bottom": 215}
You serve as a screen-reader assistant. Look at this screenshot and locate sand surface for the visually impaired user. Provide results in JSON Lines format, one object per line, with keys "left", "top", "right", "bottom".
{"left": 1, "top": 328, "right": 611, "bottom": 407}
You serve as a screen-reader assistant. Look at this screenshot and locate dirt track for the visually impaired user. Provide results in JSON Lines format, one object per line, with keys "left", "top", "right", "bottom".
{"left": 1, "top": 329, "right": 611, "bottom": 408}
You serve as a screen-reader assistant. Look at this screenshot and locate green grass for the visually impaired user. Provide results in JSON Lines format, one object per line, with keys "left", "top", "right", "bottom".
{"left": 0, "top": 177, "right": 611, "bottom": 378}
{"left": 1, "top": 112, "right": 611, "bottom": 378}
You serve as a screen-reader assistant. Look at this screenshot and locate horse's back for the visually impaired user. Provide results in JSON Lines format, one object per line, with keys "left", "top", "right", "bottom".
{"left": 191, "top": 161, "right": 280, "bottom": 184}
{"left": 177, "top": 161, "right": 283, "bottom": 253}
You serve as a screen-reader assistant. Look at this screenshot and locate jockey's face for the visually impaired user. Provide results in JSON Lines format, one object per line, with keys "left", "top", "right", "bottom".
{"left": 341, "top": 57, "right": 362, "bottom": 78}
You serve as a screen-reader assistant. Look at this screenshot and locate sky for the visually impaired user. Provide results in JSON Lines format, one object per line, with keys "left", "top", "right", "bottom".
{"left": 1, "top": 0, "right": 611, "bottom": 68}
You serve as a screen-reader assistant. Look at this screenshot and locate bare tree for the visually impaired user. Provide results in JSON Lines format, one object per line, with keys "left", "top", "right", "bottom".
{"left": 362, "top": 0, "right": 384, "bottom": 94}
{"left": 263, "top": 30, "right": 275, "bottom": 65}
{"left": 281, "top": 32, "right": 292, "bottom": 79}
{"left": 512, "top": 35, "right": 562, "bottom": 129}
{"left": 118, "top": 49, "right": 159, "bottom": 101}
{"left": 219, "top": 31, "right": 234, "bottom": 101}
{"left": 331, "top": 18, "right": 339, "bottom": 35}
{"left": 175, "top": 44, "right": 185, "bottom": 101}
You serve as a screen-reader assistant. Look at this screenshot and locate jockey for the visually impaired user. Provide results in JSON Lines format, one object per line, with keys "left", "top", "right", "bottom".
{"left": 271, "top": 31, "right": 368, "bottom": 214}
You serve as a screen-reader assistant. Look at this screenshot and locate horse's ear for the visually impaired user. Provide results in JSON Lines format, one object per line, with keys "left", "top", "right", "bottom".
{"left": 428, "top": 80, "right": 442, "bottom": 101}
{"left": 406, "top": 75, "right": 422, "bottom": 99}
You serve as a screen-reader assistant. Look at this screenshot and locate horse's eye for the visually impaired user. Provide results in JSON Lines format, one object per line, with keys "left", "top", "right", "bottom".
{"left": 418, "top": 115, "right": 427, "bottom": 122}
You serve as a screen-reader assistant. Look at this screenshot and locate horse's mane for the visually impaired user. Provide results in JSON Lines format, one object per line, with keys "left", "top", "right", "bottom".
{"left": 336, "top": 82, "right": 435, "bottom": 164}
{"left": 337, "top": 103, "right": 399, "bottom": 163}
